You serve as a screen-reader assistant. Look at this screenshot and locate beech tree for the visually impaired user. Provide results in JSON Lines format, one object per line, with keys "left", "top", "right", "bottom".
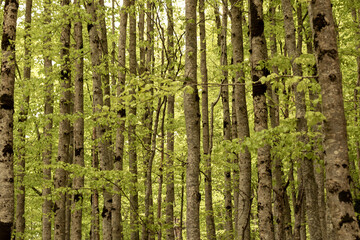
{"left": 4, "top": 0, "right": 360, "bottom": 239}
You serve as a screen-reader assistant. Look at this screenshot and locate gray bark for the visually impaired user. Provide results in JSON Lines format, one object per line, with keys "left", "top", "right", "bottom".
{"left": 310, "top": 0, "right": 360, "bottom": 238}
{"left": 70, "top": 0, "right": 84, "bottom": 238}
{"left": 200, "top": 0, "right": 216, "bottom": 239}
{"left": 54, "top": 0, "right": 71, "bottom": 238}
{"left": 249, "top": 0, "right": 274, "bottom": 239}
{"left": 184, "top": 0, "right": 201, "bottom": 238}
{"left": 0, "top": 0, "right": 19, "bottom": 238}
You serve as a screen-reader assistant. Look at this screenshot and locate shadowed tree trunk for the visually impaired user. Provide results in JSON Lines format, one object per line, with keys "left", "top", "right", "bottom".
{"left": 200, "top": 0, "right": 216, "bottom": 239}
{"left": 249, "top": 0, "right": 274, "bottom": 239}
{"left": 54, "top": 0, "right": 71, "bottom": 238}
{"left": 70, "top": 0, "right": 84, "bottom": 238}
{"left": 220, "top": 1, "right": 233, "bottom": 237}
{"left": 42, "top": 1, "right": 54, "bottom": 239}
{"left": 128, "top": 0, "right": 139, "bottom": 239}
{"left": 310, "top": 0, "right": 360, "bottom": 238}
{"left": 0, "top": 0, "right": 19, "bottom": 238}
{"left": 230, "top": 1, "right": 252, "bottom": 239}
{"left": 112, "top": 0, "right": 129, "bottom": 239}
{"left": 184, "top": 0, "right": 201, "bottom": 238}
{"left": 16, "top": 0, "right": 32, "bottom": 238}
{"left": 166, "top": 0, "right": 176, "bottom": 239}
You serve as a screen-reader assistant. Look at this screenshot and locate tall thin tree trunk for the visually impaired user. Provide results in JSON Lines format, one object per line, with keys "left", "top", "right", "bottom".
{"left": 200, "top": 0, "right": 216, "bottom": 239}
{"left": 166, "top": 0, "right": 176, "bottom": 239}
{"left": 0, "top": 0, "right": 19, "bottom": 238}
{"left": 230, "top": 1, "right": 252, "bottom": 239}
{"left": 249, "top": 0, "right": 274, "bottom": 239}
{"left": 16, "top": 0, "right": 32, "bottom": 238}
{"left": 220, "top": 1, "right": 233, "bottom": 237}
{"left": 42, "top": 1, "right": 54, "bottom": 239}
{"left": 128, "top": 0, "right": 139, "bottom": 239}
{"left": 54, "top": 0, "right": 71, "bottom": 238}
{"left": 184, "top": 0, "right": 201, "bottom": 238}
{"left": 269, "top": 4, "right": 292, "bottom": 240}
{"left": 98, "top": 0, "right": 113, "bottom": 238}
{"left": 113, "top": 0, "right": 129, "bottom": 239}
{"left": 70, "top": 0, "right": 84, "bottom": 238}
{"left": 310, "top": 0, "right": 360, "bottom": 238}
{"left": 86, "top": 1, "right": 104, "bottom": 239}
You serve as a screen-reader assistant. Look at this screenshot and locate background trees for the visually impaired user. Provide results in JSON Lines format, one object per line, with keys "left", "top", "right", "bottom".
{"left": 2, "top": 0, "right": 360, "bottom": 239}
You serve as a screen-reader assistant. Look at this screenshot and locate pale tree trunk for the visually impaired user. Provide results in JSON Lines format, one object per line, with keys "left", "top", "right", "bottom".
{"left": 70, "top": 0, "right": 84, "bottom": 238}
{"left": 281, "top": 0, "right": 322, "bottom": 239}
{"left": 269, "top": 5, "right": 292, "bottom": 240}
{"left": 112, "top": 0, "right": 129, "bottom": 239}
{"left": 199, "top": 0, "right": 216, "bottom": 239}
{"left": 184, "top": 0, "right": 201, "bottom": 238}
{"left": 220, "top": 1, "right": 233, "bottom": 237}
{"left": 98, "top": 1, "right": 113, "bottom": 238}
{"left": 54, "top": 0, "right": 71, "bottom": 239}
{"left": 158, "top": 105, "right": 165, "bottom": 240}
{"left": 166, "top": 0, "right": 176, "bottom": 239}
{"left": 0, "top": 0, "right": 19, "bottom": 238}
{"left": 86, "top": 1, "right": 104, "bottom": 239}
{"left": 42, "top": 1, "right": 53, "bottom": 239}
{"left": 230, "top": 1, "right": 252, "bottom": 239}
{"left": 129, "top": 0, "right": 139, "bottom": 239}
{"left": 310, "top": 0, "right": 360, "bottom": 238}
{"left": 15, "top": 0, "right": 32, "bottom": 238}
{"left": 249, "top": 0, "right": 274, "bottom": 239}
{"left": 142, "top": 3, "right": 155, "bottom": 239}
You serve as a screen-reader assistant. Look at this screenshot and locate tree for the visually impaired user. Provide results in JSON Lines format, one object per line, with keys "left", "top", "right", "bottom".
{"left": 0, "top": 0, "right": 19, "bottom": 238}
{"left": 249, "top": 0, "right": 274, "bottom": 239}
{"left": 310, "top": 0, "right": 360, "bottom": 238}
{"left": 184, "top": 0, "right": 201, "bottom": 238}
{"left": 70, "top": 0, "right": 84, "bottom": 238}
{"left": 54, "top": 0, "right": 71, "bottom": 239}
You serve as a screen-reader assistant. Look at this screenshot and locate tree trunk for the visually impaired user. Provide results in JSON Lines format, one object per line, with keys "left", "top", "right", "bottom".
{"left": 166, "top": 0, "right": 176, "bottom": 239}
{"left": 249, "top": 0, "right": 274, "bottom": 239}
{"left": 54, "top": 0, "right": 71, "bottom": 238}
{"left": 230, "top": 1, "right": 252, "bottom": 239}
{"left": 220, "top": 1, "right": 233, "bottom": 237}
{"left": 70, "top": 0, "right": 84, "bottom": 238}
{"left": 98, "top": 1, "right": 113, "bottom": 239}
{"left": 128, "top": 0, "right": 139, "bottom": 239}
{"left": 42, "top": 1, "right": 54, "bottom": 239}
{"left": 112, "top": 0, "right": 128, "bottom": 239}
{"left": 200, "top": 0, "right": 216, "bottom": 239}
{"left": 310, "top": 0, "right": 360, "bottom": 238}
{"left": 16, "top": 0, "right": 32, "bottom": 238}
{"left": 0, "top": 0, "right": 19, "bottom": 238}
{"left": 184, "top": 0, "right": 201, "bottom": 238}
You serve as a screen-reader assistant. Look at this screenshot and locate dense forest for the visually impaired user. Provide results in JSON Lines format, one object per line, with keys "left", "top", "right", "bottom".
{"left": 0, "top": 0, "right": 360, "bottom": 239}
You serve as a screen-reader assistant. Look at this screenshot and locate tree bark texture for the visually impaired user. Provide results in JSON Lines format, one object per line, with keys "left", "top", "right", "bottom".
{"left": 54, "top": 0, "right": 71, "bottom": 239}
{"left": 249, "top": 0, "right": 274, "bottom": 239}
{"left": 70, "top": 0, "right": 84, "bottom": 238}
{"left": 184, "top": 0, "right": 201, "bottom": 238}
{"left": 0, "top": 0, "right": 19, "bottom": 238}
{"left": 200, "top": 0, "right": 216, "bottom": 239}
{"left": 42, "top": 1, "right": 54, "bottom": 239}
{"left": 166, "top": 0, "right": 176, "bottom": 239}
{"left": 128, "top": 0, "right": 139, "bottom": 239}
{"left": 230, "top": 1, "right": 252, "bottom": 239}
{"left": 220, "top": 1, "right": 233, "bottom": 238}
{"left": 310, "top": 0, "right": 360, "bottom": 239}
{"left": 113, "top": 0, "right": 128, "bottom": 238}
